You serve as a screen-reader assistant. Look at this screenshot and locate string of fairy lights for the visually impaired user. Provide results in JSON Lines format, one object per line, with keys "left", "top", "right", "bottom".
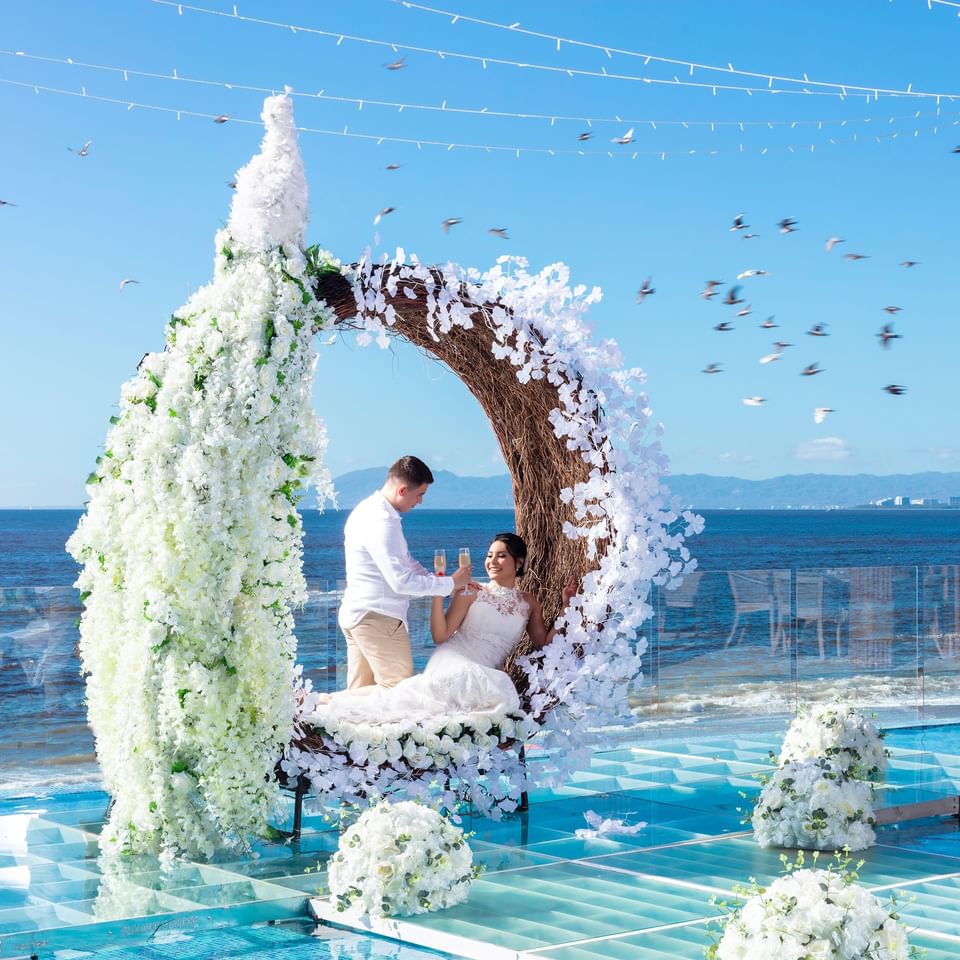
{"left": 2, "top": 48, "right": 953, "bottom": 136}
{"left": 1, "top": 2, "right": 957, "bottom": 162}
{"left": 143, "top": 0, "right": 960, "bottom": 103}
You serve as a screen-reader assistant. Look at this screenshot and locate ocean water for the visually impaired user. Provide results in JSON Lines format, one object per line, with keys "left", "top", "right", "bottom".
{"left": 3, "top": 507, "right": 960, "bottom": 797}
{"left": 4, "top": 506, "right": 960, "bottom": 587}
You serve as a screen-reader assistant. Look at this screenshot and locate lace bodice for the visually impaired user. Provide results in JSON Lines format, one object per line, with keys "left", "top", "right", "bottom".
{"left": 427, "top": 583, "right": 530, "bottom": 672}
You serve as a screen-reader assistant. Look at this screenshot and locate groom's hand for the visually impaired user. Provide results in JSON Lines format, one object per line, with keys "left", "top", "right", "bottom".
{"left": 452, "top": 564, "right": 472, "bottom": 592}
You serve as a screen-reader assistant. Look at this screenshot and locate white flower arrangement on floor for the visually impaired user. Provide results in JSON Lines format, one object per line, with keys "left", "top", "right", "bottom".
{"left": 779, "top": 702, "right": 889, "bottom": 781}
{"left": 707, "top": 852, "right": 916, "bottom": 960}
{"left": 752, "top": 759, "right": 877, "bottom": 851}
{"left": 327, "top": 800, "right": 480, "bottom": 918}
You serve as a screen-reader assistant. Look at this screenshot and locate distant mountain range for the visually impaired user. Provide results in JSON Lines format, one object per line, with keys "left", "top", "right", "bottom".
{"left": 313, "top": 468, "right": 960, "bottom": 511}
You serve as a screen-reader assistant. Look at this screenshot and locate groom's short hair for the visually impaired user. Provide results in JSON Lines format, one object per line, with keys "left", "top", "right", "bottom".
{"left": 387, "top": 456, "right": 434, "bottom": 487}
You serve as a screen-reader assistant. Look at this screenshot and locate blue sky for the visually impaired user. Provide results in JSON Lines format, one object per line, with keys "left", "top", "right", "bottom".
{"left": 2, "top": 1, "right": 959, "bottom": 506}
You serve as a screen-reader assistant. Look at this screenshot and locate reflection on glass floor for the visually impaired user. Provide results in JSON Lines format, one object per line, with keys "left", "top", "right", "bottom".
{"left": 3, "top": 728, "right": 960, "bottom": 959}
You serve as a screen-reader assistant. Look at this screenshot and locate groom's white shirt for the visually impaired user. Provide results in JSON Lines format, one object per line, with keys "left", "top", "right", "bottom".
{"left": 338, "top": 490, "right": 455, "bottom": 630}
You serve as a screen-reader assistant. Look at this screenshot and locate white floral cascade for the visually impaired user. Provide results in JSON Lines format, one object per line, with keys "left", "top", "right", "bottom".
{"left": 284, "top": 254, "right": 703, "bottom": 817}
{"left": 752, "top": 759, "right": 877, "bottom": 851}
{"left": 709, "top": 857, "right": 914, "bottom": 960}
{"left": 327, "top": 800, "right": 479, "bottom": 917}
{"left": 779, "top": 702, "right": 888, "bottom": 781}
{"left": 68, "top": 94, "right": 335, "bottom": 860}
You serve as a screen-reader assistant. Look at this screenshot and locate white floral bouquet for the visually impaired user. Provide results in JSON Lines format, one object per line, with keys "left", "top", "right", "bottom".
{"left": 752, "top": 759, "right": 876, "bottom": 851}
{"left": 779, "top": 703, "right": 888, "bottom": 781}
{"left": 326, "top": 800, "right": 480, "bottom": 918}
{"left": 707, "top": 852, "right": 916, "bottom": 960}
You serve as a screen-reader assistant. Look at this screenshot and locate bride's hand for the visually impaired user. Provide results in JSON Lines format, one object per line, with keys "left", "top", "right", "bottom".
{"left": 561, "top": 576, "right": 577, "bottom": 608}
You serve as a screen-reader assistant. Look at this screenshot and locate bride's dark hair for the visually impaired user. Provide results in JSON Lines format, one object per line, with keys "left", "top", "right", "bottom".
{"left": 491, "top": 532, "right": 528, "bottom": 576}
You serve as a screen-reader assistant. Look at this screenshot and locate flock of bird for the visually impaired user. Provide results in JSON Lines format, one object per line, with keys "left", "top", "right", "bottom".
{"left": 635, "top": 213, "right": 913, "bottom": 420}
{"left": 373, "top": 202, "right": 510, "bottom": 240}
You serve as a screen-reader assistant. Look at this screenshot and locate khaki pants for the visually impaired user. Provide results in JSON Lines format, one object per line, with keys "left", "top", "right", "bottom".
{"left": 341, "top": 611, "right": 414, "bottom": 691}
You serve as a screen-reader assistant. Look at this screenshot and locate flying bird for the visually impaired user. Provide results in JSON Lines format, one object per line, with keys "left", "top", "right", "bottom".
{"left": 883, "top": 384, "right": 907, "bottom": 395}
{"left": 701, "top": 279, "right": 723, "bottom": 300}
{"left": 813, "top": 407, "right": 835, "bottom": 424}
{"left": 384, "top": 56, "right": 406, "bottom": 70}
{"left": 742, "top": 233, "right": 760, "bottom": 239}
{"left": 441, "top": 217, "right": 463, "bottom": 234}
{"left": 730, "top": 213, "right": 749, "bottom": 232}
{"left": 0, "top": 199, "right": 16, "bottom": 207}
{"left": 723, "top": 285, "right": 744, "bottom": 306}
{"left": 807, "top": 323, "right": 829, "bottom": 337}
{"left": 736, "top": 269, "right": 769, "bottom": 280}
{"left": 385, "top": 163, "right": 402, "bottom": 170}
{"left": 373, "top": 206, "right": 395, "bottom": 225}
{"left": 702, "top": 362, "right": 723, "bottom": 374}
{"left": 742, "top": 396, "right": 766, "bottom": 406}
{"left": 323, "top": 334, "right": 337, "bottom": 347}
{"left": 883, "top": 306, "right": 902, "bottom": 315}
{"left": 636, "top": 277, "right": 655, "bottom": 304}
{"left": 213, "top": 115, "right": 230, "bottom": 124}
{"left": 800, "top": 362, "right": 824, "bottom": 376}
{"left": 759, "top": 351, "right": 782, "bottom": 364}
{"left": 488, "top": 227, "right": 510, "bottom": 239}
{"left": 844, "top": 252, "right": 870, "bottom": 261}
{"left": 877, "top": 323, "right": 901, "bottom": 349}
{"left": 576, "top": 131, "right": 593, "bottom": 142}
{"left": 68, "top": 139, "right": 92, "bottom": 156}
{"left": 825, "top": 237, "right": 844, "bottom": 252}
{"left": 760, "top": 316, "right": 778, "bottom": 329}
{"left": 714, "top": 321, "right": 735, "bottom": 332}
{"left": 226, "top": 180, "right": 237, "bottom": 189}
{"left": 773, "top": 341, "right": 793, "bottom": 351}
{"left": 118, "top": 278, "right": 140, "bottom": 290}
{"left": 735, "top": 304, "right": 752, "bottom": 318}
{"left": 611, "top": 127, "right": 635, "bottom": 145}
{"left": 778, "top": 217, "right": 798, "bottom": 234}
{"left": 953, "top": 146, "right": 960, "bottom": 154}
{"left": 900, "top": 260, "right": 919, "bottom": 268}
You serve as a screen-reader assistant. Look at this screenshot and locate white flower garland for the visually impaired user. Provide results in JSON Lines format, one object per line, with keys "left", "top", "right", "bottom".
{"left": 752, "top": 759, "right": 877, "bottom": 852}
{"left": 779, "top": 703, "right": 888, "bottom": 781}
{"left": 68, "top": 95, "right": 336, "bottom": 861}
{"left": 284, "top": 252, "right": 702, "bottom": 817}
{"left": 327, "top": 800, "right": 479, "bottom": 918}
{"left": 709, "top": 857, "right": 914, "bottom": 960}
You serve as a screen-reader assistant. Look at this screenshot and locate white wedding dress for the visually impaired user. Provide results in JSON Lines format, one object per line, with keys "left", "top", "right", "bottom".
{"left": 315, "top": 583, "right": 530, "bottom": 725}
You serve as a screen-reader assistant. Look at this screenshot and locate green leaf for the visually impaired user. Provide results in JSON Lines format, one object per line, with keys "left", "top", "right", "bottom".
{"left": 177, "top": 688, "right": 189, "bottom": 708}
{"left": 148, "top": 800, "right": 157, "bottom": 813}
{"left": 167, "top": 408, "right": 178, "bottom": 418}
{"left": 170, "top": 761, "right": 190, "bottom": 774}
{"left": 86, "top": 472, "right": 101, "bottom": 485}
{"left": 79, "top": 590, "right": 92, "bottom": 603}
{"left": 109, "top": 415, "right": 120, "bottom": 425}
{"left": 286, "top": 514, "right": 298, "bottom": 528}
{"left": 221, "top": 245, "right": 234, "bottom": 262}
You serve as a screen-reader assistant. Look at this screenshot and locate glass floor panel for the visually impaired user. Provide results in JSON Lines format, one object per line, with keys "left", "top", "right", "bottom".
{"left": 4, "top": 725, "right": 960, "bottom": 958}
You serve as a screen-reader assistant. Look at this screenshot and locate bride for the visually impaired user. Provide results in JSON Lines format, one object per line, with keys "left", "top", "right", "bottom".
{"left": 312, "top": 533, "right": 574, "bottom": 725}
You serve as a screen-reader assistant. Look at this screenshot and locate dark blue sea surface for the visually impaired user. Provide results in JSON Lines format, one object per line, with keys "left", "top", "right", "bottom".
{"left": 3, "top": 507, "right": 960, "bottom": 587}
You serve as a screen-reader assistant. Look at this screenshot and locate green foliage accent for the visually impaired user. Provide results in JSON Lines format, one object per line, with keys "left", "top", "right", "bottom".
{"left": 144, "top": 395, "right": 157, "bottom": 415}
{"left": 177, "top": 689, "right": 189, "bottom": 708}
{"left": 86, "top": 471, "right": 101, "bottom": 485}
{"left": 221, "top": 245, "right": 234, "bottom": 262}
{"left": 79, "top": 590, "right": 92, "bottom": 604}
{"left": 143, "top": 600, "right": 153, "bottom": 622}
{"left": 286, "top": 514, "right": 298, "bottom": 528}
{"left": 167, "top": 408, "right": 178, "bottom": 418}
{"left": 109, "top": 415, "right": 121, "bottom": 425}
{"left": 170, "top": 761, "right": 190, "bottom": 774}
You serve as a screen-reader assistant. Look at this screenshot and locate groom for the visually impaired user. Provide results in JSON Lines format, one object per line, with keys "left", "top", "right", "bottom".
{"left": 338, "top": 455, "right": 472, "bottom": 690}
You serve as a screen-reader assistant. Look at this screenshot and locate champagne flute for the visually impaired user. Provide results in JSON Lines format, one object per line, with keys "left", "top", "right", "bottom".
{"left": 458, "top": 547, "right": 472, "bottom": 596}
{"left": 434, "top": 549, "right": 446, "bottom": 577}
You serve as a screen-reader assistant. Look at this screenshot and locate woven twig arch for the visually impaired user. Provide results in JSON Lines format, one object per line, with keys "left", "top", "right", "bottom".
{"left": 311, "top": 267, "right": 597, "bottom": 693}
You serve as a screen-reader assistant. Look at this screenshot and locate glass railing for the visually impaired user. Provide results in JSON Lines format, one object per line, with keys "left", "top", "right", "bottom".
{"left": 3, "top": 565, "right": 959, "bottom": 797}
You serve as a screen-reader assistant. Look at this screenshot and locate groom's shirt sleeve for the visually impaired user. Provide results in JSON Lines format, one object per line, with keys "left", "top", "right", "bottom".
{"left": 368, "top": 509, "right": 455, "bottom": 598}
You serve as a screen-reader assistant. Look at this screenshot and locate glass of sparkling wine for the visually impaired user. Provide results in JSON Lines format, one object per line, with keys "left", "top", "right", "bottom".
{"left": 458, "top": 547, "right": 472, "bottom": 595}
{"left": 434, "top": 549, "right": 446, "bottom": 576}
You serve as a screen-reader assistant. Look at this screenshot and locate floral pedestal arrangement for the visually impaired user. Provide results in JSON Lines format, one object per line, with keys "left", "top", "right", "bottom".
{"left": 708, "top": 854, "right": 916, "bottom": 960}
{"left": 327, "top": 800, "right": 480, "bottom": 918}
